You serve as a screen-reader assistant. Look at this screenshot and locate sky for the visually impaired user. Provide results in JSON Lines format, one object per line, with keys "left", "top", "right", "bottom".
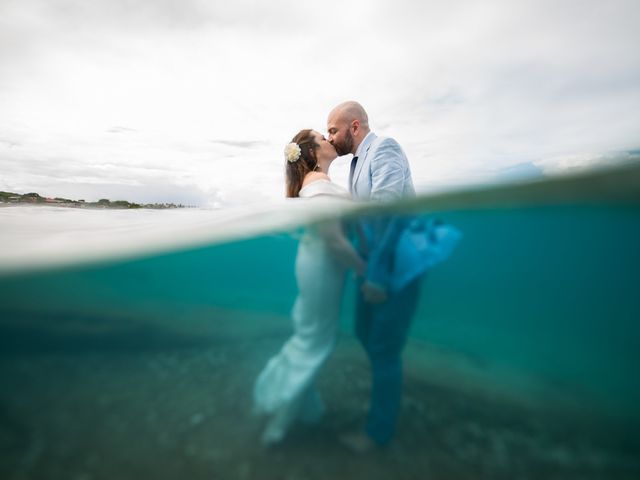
{"left": 1, "top": 0, "right": 639, "bottom": 207}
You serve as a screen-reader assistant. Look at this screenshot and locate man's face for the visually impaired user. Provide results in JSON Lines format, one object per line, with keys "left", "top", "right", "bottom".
{"left": 327, "top": 113, "right": 354, "bottom": 156}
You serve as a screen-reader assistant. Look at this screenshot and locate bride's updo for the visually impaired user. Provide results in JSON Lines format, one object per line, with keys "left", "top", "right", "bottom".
{"left": 285, "top": 129, "right": 319, "bottom": 198}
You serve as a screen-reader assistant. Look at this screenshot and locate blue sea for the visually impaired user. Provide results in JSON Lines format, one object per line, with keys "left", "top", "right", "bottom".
{"left": 1, "top": 164, "right": 639, "bottom": 479}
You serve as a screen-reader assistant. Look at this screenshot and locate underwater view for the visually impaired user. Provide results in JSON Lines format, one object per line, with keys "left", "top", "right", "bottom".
{"left": 1, "top": 164, "right": 639, "bottom": 480}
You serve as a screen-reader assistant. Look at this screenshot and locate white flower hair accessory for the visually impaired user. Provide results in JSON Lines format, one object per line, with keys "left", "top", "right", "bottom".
{"left": 284, "top": 142, "right": 302, "bottom": 163}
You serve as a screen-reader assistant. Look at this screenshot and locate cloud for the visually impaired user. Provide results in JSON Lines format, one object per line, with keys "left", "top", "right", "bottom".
{"left": 534, "top": 150, "right": 640, "bottom": 175}
{"left": 210, "top": 139, "right": 270, "bottom": 148}
{"left": 0, "top": 0, "right": 639, "bottom": 204}
{"left": 107, "top": 126, "right": 138, "bottom": 134}
{"left": 0, "top": 138, "right": 20, "bottom": 148}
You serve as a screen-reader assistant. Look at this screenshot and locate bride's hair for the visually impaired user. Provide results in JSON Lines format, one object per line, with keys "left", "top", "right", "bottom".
{"left": 285, "top": 129, "right": 319, "bottom": 198}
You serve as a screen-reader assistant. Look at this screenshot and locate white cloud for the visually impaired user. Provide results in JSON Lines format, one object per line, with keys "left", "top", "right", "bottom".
{"left": 0, "top": 0, "right": 638, "bottom": 205}
{"left": 534, "top": 151, "right": 640, "bottom": 176}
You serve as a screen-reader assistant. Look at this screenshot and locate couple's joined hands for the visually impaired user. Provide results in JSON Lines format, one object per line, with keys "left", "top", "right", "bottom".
{"left": 354, "top": 262, "right": 388, "bottom": 303}
{"left": 361, "top": 281, "right": 388, "bottom": 303}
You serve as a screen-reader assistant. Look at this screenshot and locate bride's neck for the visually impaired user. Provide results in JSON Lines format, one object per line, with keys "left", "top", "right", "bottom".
{"left": 316, "top": 161, "right": 330, "bottom": 174}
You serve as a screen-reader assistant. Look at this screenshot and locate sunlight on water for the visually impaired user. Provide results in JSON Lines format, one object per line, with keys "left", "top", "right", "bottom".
{"left": 1, "top": 165, "right": 639, "bottom": 479}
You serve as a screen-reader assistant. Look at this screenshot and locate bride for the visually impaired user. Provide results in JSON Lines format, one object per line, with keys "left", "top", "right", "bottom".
{"left": 253, "top": 129, "right": 365, "bottom": 445}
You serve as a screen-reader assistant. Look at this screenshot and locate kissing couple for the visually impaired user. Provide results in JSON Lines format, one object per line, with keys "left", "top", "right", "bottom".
{"left": 253, "top": 101, "right": 459, "bottom": 452}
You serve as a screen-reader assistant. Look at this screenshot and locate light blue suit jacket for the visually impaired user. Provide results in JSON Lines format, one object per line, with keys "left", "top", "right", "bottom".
{"left": 351, "top": 133, "right": 461, "bottom": 292}
{"left": 350, "top": 133, "right": 416, "bottom": 291}
{"left": 351, "top": 133, "right": 415, "bottom": 202}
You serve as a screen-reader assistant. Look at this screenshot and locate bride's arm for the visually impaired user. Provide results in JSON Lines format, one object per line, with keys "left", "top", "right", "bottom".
{"left": 317, "top": 221, "right": 366, "bottom": 276}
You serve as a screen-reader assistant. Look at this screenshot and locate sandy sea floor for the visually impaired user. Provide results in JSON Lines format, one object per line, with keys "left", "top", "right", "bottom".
{"left": 0, "top": 312, "right": 638, "bottom": 480}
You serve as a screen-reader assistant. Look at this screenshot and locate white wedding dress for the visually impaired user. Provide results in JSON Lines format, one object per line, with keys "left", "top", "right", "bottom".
{"left": 253, "top": 180, "right": 351, "bottom": 444}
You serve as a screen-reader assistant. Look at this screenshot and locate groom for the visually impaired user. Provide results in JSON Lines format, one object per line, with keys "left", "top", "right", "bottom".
{"left": 327, "top": 101, "right": 422, "bottom": 451}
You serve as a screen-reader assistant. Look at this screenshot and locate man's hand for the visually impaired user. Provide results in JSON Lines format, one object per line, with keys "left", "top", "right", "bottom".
{"left": 361, "top": 281, "right": 388, "bottom": 303}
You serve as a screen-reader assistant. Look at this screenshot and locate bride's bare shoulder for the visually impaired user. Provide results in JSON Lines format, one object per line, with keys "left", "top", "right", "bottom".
{"left": 302, "top": 171, "right": 330, "bottom": 187}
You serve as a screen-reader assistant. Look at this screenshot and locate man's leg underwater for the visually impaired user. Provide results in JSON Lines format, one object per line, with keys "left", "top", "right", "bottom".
{"left": 365, "top": 277, "right": 422, "bottom": 445}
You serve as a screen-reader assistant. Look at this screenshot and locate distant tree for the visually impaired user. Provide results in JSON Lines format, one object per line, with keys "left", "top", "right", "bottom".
{"left": 24, "top": 192, "right": 43, "bottom": 202}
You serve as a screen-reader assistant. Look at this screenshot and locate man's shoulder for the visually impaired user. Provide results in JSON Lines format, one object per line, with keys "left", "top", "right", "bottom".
{"left": 371, "top": 135, "right": 402, "bottom": 150}
{"left": 369, "top": 135, "right": 406, "bottom": 160}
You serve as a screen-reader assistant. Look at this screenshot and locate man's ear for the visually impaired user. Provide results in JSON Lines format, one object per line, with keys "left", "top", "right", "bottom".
{"left": 351, "top": 120, "right": 360, "bottom": 134}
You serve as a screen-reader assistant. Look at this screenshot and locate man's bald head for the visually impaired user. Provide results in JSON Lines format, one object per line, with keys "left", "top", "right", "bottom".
{"left": 329, "top": 101, "right": 370, "bottom": 130}
{"left": 327, "top": 101, "right": 371, "bottom": 155}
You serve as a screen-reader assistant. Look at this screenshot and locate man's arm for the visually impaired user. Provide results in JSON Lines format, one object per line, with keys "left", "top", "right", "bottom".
{"left": 369, "top": 138, "right": 408, "bottom": 203}
{"left": 363, "top": 138, "right": 411, "bottom": 297}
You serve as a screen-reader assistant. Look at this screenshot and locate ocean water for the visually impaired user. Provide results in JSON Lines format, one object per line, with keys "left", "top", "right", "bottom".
{"left": 1, "top": 164, "right": 639, "bottom": 479}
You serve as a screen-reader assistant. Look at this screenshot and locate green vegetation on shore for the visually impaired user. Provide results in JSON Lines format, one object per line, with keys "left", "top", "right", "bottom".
{"left": 0, "top": 191, "right": 189, "bottom": 209}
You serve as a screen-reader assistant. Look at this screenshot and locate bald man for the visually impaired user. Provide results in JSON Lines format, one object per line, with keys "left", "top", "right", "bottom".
{"left": 327, "top": 101, "right": 421, "bottom": 451}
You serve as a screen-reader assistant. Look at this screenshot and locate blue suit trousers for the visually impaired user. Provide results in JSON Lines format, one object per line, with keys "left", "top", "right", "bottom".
{"left": 355, "top": 276, "right": 422, "bottom": 445}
